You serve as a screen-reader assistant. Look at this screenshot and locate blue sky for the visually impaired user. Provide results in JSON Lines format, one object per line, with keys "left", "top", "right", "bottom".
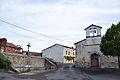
{"left": 0, "top": 0, "right": 120, "bottom": 52}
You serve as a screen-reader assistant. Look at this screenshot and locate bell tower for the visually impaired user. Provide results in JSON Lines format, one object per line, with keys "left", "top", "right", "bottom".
{"left": 84, "top": 24, "right": 102, "bottom": 38}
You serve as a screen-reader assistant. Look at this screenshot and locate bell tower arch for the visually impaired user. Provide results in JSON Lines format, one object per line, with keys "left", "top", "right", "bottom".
{"left": 85, "top": 24, "right": 102, "bottom": 38}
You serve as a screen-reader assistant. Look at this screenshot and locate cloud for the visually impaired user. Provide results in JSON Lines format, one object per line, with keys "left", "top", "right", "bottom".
{"left": 0, "top": 0, "right": 120, "bottom": 52}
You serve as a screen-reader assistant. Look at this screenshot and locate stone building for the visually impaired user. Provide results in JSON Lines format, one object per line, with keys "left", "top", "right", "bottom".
{"left": 75, "top": 24, "right": 118, "bottom": 68}
{"left": 42, "top": 44, "right": 76, "bottom": 63}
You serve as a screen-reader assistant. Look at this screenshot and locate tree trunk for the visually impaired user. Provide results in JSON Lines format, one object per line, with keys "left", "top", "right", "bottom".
{"left": 118, "top": 55, "right": 120, "bottom": 69}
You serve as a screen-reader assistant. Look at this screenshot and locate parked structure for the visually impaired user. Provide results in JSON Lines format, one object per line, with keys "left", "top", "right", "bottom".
{"left": 42, "top": 44, "right": 76, "bottom": 63}
{"left": 75, "top": 24, "right": 118, "bottom": 68}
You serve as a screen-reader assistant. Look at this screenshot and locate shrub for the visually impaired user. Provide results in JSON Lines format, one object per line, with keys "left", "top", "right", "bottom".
{"left": 0, "top": 55, "right": 11, "bottom": 69}
{"left": 64, "top": 56, "right": 75, "bottom": 60}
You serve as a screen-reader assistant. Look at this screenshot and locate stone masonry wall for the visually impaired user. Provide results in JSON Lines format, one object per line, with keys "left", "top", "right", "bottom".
{"left": 3, "top": 53, "right": 45, "bottom": 68}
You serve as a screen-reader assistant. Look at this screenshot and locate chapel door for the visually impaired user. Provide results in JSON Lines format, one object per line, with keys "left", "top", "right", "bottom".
{"left": 91, "top": 54, "right": 99, "bottom": 67}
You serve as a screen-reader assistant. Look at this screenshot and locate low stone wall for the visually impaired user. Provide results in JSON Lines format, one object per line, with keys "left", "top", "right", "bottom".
{"left": 3, "top": 53, "right": 45, "bottom": 68}
{"left": 0, "top": 52, "right": 57, "bottom": 72}
{"left": 101, "top": 62, "right": 118, "bottom": 68}
{"left": 76, "top": 61, "right": 118, "bottom": 68}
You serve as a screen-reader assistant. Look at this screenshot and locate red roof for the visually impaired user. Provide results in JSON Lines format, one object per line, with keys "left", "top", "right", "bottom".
{"left": 23, "top": 51, "right": 42, "bottom": 55}
{"left": 6, "top": 42, "right": 22, "bottom": 49}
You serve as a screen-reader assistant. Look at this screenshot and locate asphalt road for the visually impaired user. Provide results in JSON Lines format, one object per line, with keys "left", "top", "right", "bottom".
{"left": 13, "top": 64, "right": 93, "bottom": 80}
{"left": 1, "top": 64, "right": 120, "bottom": 80}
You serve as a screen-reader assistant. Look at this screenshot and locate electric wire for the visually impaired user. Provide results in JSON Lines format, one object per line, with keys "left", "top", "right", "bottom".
{"left": 0, "top": 19, "right": 73, "bottom": 43}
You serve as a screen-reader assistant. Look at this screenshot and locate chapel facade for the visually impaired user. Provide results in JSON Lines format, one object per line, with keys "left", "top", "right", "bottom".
{"left": 75, "top": 24, "right": 118, "bottom": 68}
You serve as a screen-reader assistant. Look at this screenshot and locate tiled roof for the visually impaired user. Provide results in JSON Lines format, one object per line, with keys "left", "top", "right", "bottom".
{"left": 84, "top": 24, "right": 102, "bottom": 30}
{"left": 6, "top": 42, "right": 22, "bottom": 49}
{"left": 23, "top": 51, "right": 42, "bottom": 55}
{"left": 6, "top": 43, "right": 15, "bottom": 47}
{"left": 42, "top": 44, "right": 75, "bottom": 51}
{"left": 74, "top": 39, "right": 86, "bottom": 45}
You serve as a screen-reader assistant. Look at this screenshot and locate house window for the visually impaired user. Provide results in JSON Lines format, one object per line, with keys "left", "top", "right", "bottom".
{"left": 69, "top": 52, "right": 70, "bottom": 55}
{"left": 66, "top": 51, "right": 67, "bottom": 55}
{"left": 73, "top": 52, "right": 74, "bottom": 55}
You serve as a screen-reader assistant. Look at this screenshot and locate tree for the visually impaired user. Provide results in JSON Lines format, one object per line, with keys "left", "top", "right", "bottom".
{"left": 100, "top": 22, "right": 120, "bottom": 68}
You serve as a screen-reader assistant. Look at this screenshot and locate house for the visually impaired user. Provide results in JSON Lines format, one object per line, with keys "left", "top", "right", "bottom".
{"left": 42, "top": 44, "right": 76, "bottom": 63}
{"left": 0, "top": 38, "right": 42, "bottom": 56}
{"left": 74, "top": 24, "right": 118, "bottom": 68}
{"left": 23, "top": 51, "right": 42, "bottom": 57}
{"left": 0, "top": 38, "right": 23, "bottom": 54}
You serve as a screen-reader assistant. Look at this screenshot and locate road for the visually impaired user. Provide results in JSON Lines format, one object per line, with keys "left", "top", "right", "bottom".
{"left": 1, "top": 64, "right": 120, "bottom": 80}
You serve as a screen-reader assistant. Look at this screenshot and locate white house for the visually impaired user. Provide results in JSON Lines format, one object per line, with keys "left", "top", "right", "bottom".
{"left": 42, "top": 44, "right": 76, "bottom": 63}
{"left": 74, "top": 24, "right": 118, "bottom": 68}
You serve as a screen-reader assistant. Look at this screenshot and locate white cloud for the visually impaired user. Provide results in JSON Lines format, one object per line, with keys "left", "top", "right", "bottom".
{"left": 0, "top": 0, "right": 120, "bottom": 52}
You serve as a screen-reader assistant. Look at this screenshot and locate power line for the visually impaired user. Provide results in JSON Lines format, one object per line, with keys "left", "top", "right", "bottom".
{"left": 0, "top": 19, "right": 73, "bottom": 43}
{"left": 7, "top": 29, "right": 45, "bottom": 41}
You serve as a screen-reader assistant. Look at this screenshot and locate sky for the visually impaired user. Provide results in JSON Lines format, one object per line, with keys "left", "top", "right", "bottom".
{"left": 0, "top": 0, "right": 120, "bottom": 52}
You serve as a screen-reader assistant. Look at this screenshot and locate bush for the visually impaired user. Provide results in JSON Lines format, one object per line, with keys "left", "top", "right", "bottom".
{"left": 0, "top": 55, "right": 11, "bottom": 69}
{"left": 64, "top": 56, "right": 75, "bottom": 60}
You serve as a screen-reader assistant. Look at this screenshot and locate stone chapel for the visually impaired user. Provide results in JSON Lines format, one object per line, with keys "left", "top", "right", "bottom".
{"left": 75, "top": 24, "right": 118, "bottom": 68}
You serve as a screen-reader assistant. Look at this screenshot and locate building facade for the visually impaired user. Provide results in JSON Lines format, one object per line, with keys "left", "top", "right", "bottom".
{"left": 42, "top": 44, "right": 76, "bottom": 63}
{"left": 75, "top": 24, "right": 118, "bottom": 68}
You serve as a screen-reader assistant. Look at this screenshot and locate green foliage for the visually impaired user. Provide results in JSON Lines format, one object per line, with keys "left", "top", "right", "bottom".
{"left": 64, "top": 56, "right": 75, "bottom": 60}
{"left": 100, "top": 22, "right": 120, "bottom": 56}
{"left": 0, "top": 55, "right": 11, "bottom": 69}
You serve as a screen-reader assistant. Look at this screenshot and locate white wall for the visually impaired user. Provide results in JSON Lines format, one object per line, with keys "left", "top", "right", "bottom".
{"left": 63, "top": 47, "right": 76, "bottom": 63}
{"left": 43, "top": 45, "right": 64, "bottom": 63}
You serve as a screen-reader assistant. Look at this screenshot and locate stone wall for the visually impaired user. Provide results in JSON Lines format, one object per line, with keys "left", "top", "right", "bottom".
{"left": 75, "top": 54, "right": 119, "bottom": 68}
{"left": 3, "top": 53, "right": 45, "bottom": 68}
{"left": 100, "top": 55, "right": 118, "bottom": 68}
